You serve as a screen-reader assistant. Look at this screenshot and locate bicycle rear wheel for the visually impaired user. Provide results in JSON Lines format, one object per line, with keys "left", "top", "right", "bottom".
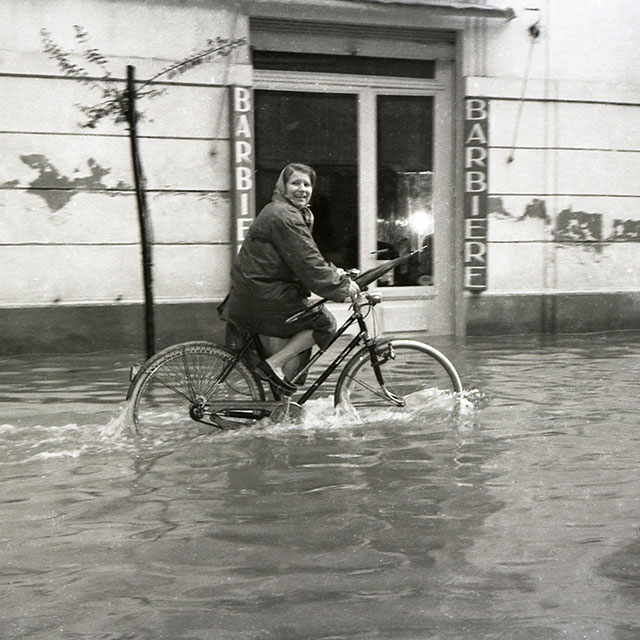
{"left": 334, "top": 339, "right": 462, "bottom": 415}
{"left": 128, "top": 341, "right": 264, "bottom": 436}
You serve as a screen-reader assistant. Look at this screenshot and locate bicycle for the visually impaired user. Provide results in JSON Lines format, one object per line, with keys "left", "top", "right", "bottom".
{"left": 126, "top": 256, "right": 463, "bottom": 436}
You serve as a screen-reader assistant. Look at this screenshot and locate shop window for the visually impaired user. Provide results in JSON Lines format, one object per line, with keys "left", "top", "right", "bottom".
{"left": 376, "top": 95, "right": 434, "bottom": 286}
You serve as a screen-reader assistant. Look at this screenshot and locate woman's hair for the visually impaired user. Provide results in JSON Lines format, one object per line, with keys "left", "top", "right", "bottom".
{"left": 283, "top": 163, "right": 316, "bottom": 188}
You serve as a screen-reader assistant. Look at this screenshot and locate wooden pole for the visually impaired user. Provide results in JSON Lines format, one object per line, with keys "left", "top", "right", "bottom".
{"left": 126, "top": 65, "right": 155, "bottom": 359}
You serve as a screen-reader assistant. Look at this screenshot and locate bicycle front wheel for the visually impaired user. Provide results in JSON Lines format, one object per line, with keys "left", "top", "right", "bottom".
{"left": 128, "top": 341, "right": 264, "bottom": 436}
{"left": 334, "top": 339, "right": 462, "bottom": 415}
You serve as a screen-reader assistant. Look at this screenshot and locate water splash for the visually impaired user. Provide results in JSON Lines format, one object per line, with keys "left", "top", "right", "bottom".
{"left": 0, "top": 387, "right": 483, "bottom": 463}
{"left": 98, "top": 404, "right": 133, "bottom": 440}
{"left": 0, "top": 406, "right": 138, "bottom": 465}
{"left": 127, "top": 386, "right": 485, "bottom": 446}
{"left": 221, "top": 389, "right": 480, "bottom": 440}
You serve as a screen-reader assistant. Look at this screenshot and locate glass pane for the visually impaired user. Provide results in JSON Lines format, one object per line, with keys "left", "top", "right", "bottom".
{"left": 254, "top": 90, "right": 359, "bottom": 269}
{"left": 376, "top": 95, "right": 434, "bottom": 287}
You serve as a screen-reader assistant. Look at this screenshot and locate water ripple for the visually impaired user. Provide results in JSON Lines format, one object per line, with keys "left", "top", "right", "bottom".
{"left": 1, "top": 338, "right": 640, "bottom": 638}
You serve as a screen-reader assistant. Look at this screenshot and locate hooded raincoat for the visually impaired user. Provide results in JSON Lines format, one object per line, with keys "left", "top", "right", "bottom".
{"left": 221, "top": 167, "right": 351, "bottom": 349}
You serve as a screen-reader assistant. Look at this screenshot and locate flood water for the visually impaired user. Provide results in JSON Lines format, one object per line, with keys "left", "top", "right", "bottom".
{"left": 1, "top": 331, "right": 639, "bottom": 640}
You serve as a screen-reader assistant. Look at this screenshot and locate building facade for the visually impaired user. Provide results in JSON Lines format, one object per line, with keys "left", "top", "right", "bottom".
{"left": 1, "top": 0, "right": 639, "bottom": 352}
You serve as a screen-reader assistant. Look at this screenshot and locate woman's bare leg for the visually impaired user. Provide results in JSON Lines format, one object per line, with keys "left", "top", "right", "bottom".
{"left": 265, "top": 330, "right": 315, "bottom": 379}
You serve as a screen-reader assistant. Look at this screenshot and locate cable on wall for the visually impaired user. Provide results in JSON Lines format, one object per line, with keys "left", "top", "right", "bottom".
{"left": 507, "top": 10, "right": 541, "bottom": 163}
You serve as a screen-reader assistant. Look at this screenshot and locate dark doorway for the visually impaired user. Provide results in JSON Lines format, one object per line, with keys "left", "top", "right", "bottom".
{"left": 254, "top": 90, "right": 359, "bottom": 268}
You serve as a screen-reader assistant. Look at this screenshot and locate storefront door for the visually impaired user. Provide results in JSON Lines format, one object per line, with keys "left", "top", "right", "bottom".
{"left": 253, "top": 60, "right": 455, "bottom": 334}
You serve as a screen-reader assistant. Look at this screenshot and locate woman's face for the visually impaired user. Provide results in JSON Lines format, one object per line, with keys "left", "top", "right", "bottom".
{"left": 284, "top": 170, "right": 313, "bottom": 208}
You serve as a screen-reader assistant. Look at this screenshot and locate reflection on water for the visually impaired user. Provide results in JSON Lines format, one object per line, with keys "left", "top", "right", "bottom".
{"left": 1, "top": 333, "right": 640, "bottom": 639}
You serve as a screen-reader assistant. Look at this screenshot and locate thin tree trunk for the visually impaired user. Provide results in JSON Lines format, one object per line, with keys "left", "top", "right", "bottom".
{"left": 126, "top": 65, "right": 155, "bottom": 359}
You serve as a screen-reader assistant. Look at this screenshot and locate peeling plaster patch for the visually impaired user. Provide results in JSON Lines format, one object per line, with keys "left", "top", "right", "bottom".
{"left": 1, "top": 155, "right": 130, "bottom": 212}
{"left": 488, "top": 197, "right": 550, "bottom": 223}
{"left": 611, "top": 219, "right": 640, "bottom": 241}
{"left": 488, "top": 196, "right": 510, "bottom": 217}
{"left": 555, "top": 208, "right": 602, "bottom": 242}
{"left": 523, "top": 198, "right": 549, "bottom": 222}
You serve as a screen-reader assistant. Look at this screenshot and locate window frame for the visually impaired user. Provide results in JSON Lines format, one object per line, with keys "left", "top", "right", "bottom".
{"left": 253, "top": 66, "right": 452, "bottom": 299}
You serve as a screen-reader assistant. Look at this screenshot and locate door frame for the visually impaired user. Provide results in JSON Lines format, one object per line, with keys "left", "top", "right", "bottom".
{"left": 253, "top": 63, "right": 456, "bottom": 334}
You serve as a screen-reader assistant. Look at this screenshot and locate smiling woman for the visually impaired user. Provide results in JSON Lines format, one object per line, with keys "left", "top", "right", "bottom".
{"left": 220, "top": 163, "right": 359, "bottom": 391}
{"left": 284, "top": 166, "right": 313, "bottom": 208}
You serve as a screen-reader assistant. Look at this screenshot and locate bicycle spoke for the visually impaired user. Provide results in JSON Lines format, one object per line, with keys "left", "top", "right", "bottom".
{"left": 145, "top": 366, "right": 194, "bottom": 402}
{"left": 344, "top": 371, "right": 399, "bottom": 405}
{"left": 181, "top": 348, "right": 197, "bottom": 399}
{"left": 190, "top": 353, "right": 223, "bottom": 398}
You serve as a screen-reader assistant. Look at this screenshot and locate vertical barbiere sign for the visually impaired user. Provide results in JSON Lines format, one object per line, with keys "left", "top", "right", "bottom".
{"left": 464, "top": 98, "right": 489, "bottom": 290}
{"left": 229, "top": 86, "right": 255, "bottom": 252}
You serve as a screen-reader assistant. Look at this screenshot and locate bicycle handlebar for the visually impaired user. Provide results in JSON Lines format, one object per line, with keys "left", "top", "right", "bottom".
{"left": 285, "top": 290, "right": 380, "bottom": 325}
{"left": 284, "top": 246, "right": 427, "bottom": 325}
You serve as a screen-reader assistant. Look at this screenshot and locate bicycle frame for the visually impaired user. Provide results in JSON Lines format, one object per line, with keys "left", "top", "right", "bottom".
{"left": 201, "top": 294, "right": 399, "bottom": 421}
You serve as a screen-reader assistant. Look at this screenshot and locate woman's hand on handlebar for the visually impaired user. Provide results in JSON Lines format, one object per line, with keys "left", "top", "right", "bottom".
{"left": 336, "top": 265, "right": 361, "bottom": 301}
{"left": 347, "top": 279, "right": 361, "bottom": 301}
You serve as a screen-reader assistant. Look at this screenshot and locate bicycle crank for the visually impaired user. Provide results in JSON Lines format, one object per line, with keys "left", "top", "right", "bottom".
{"left": 270, "top": 400, "right": 303, "bottom": 423}
{"left": 189, "top": 396, "right": 225, "bottom": 430}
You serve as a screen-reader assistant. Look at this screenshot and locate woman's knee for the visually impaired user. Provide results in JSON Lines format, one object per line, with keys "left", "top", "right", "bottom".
{"left": 312, "top": 307, "right": 337, "bottom": 349}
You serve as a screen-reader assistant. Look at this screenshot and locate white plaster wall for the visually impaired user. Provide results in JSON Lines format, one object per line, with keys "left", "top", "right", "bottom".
{"left": 466, "top": 0, "right": 640, "bottom": 295}
{"left": 0, "top": 0, "right": 249, "bottom": 306}
{"left": 2, "top": 0, "right": 638, "bottom": 310}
